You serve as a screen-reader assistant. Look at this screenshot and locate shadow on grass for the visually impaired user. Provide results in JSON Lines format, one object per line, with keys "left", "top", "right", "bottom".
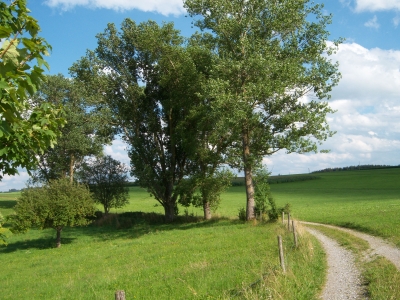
{"left": 1, "top": 212, "right": 260, "bottom": 252}
{"left": 64, "top": 211, "right": 248, "bottom": 243}
{"left": 0, "top": 236, "right": 76, "bottom": 253}
{"left": 338, "top": 222, "right": 380, "bottom": 236}
{"left": 0, "top": 200, "right": 17, "bottom": 210}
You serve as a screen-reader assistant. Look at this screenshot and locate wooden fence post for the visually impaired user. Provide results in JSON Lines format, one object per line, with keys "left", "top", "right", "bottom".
{"left": 115, "top": 290, "right": 125, "bottom": 300}
{"left": 277, "top": 235, "right": 286, "bottom": 273}
{"left": 292, "top": 220, "right": 298, "bottom": 248}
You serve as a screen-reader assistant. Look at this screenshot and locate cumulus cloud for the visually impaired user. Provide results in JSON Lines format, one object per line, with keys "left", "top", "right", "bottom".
{"left": 43, "top": 0, "right": 186, "bottom": 16}
{"left": 103, "top": 139, "right": 131, "bottom": 167}
{"left": 364, "top": 15, "right": 380, "bottom": 28}
{"left": 329, "top": 43, "right": 400, "bottom": 103}
{"left": 0, "top": 170, "right": 30, "bottom": 192}
{"left": 266, "top": 42, "right": 400, "bottom": 174}
{"left": 355, "top": 0, "right": 400, "bottom": 12}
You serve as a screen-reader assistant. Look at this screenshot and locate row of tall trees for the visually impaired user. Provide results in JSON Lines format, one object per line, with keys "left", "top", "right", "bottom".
{"left": 2, "top": 0, "right": 342, "bottom": 223}
{"left": 70, "top": 0, "right": 341, "bottom": 221}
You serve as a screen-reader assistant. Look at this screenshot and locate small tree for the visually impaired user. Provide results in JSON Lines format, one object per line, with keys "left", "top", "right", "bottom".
{"left": 79, "top": 155, "right": 129, "bottom": 215}
{"left": 0, "top": 212, "right": 10, "bottom": 246}
{"left": 253, "top": 167, "right": 278, "bottom": 221}
{"left": 179, "top": 170, "right": 233, "bottom": 220}
{"left": 10, "top": 179, "right": 95, "bottom": 248}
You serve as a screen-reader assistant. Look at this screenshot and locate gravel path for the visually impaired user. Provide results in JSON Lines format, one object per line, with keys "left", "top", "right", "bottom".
{"left": 305, "top": 227, "right": 366, "bottom": 300}
{"left": 302, "top": 222, "right": 400, "bottom": 271}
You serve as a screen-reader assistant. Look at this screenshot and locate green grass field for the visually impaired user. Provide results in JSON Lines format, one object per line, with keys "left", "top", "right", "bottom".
{"left": 0, "top": 189, "right": 325, "bottom": 299}
{"left": 1, "top": 167, "right": 399, "bottom": 299}
{"left": 271, "top": 168, "right": 400, "bottom": 246}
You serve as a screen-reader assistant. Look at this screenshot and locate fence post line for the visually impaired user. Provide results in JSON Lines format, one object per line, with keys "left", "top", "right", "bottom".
{"left": 277, "top": 235, "right": 286, "bottom": 273}
{"left": 115, "top": 290, "right": 125, "bottom": 300}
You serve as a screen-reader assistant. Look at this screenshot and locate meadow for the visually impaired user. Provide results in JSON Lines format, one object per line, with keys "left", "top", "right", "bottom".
{"left": 1, "top": 167, "right": 399, "bottom": 299}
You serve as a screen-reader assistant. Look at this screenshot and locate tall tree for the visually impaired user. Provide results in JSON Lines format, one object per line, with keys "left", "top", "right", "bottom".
{"left": 31, "top": 74, "right": 112, "bottom": 183}
{"left": 185, "top": 0, "right": 342, "bottom": 220}
{"left": 79, "top": 155, "right": 129, "bottom": 215}
{"left": 71, "top": 20, "right": 208, "bottom": 222}
{"left": 0, "top": 0, "right": 65, "bottom": 179}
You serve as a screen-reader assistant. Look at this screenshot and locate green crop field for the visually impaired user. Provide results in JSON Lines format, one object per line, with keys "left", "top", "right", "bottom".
{"left": 1, "top": 167, "right": 399, "bottom": 299}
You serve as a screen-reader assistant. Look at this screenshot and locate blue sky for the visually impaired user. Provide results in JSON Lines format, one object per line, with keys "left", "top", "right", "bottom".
{"left": 2, "top": 0, "right": 400, "bottom": 190}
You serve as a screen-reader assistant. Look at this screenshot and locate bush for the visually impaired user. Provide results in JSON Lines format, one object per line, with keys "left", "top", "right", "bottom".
{"left": 9, "top": 179, "right": 96, "bottom": 247}
{"left": 238, "top": 207, "right": 247, "bottom": 221}
{"left": 0, "top": 212, "right": 10, "bottom": 246}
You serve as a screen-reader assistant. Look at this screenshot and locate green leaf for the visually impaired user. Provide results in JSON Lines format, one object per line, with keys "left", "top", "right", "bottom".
{"left": 0, "top": 26, "right": 12, "bottom": 38}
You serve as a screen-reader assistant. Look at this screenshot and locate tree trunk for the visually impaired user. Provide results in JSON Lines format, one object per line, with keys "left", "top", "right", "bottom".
{"left": 69, "top": 153, "right": 75, "bottom": 184}
{"left": 203, "top": 201, "right": 212, "bottom": 220}
{"left": 56, "top": 227, "right": 62, "bottom": 248}
{"left": 242, "top": 131, "right": 255, "bottom": 220}
{"left": 164, "top": 202, "right": 176, "bottom": 223}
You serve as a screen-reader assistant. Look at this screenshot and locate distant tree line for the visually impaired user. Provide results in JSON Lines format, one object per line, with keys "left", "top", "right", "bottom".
{"left": 313, "top": 165, "right": 400, "bottom": 173}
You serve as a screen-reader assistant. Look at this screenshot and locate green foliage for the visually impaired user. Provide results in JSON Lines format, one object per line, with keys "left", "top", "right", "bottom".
{"left": 253, "top": 167, "right": 279, "bottom": 221}
{"left": 0, "top": 0, "right": 65, "bottom": 179}
{"left": 9, "top": 178, "right": 95, "bottom": 246}
{"left": 79, "top": 155, "right": 129, "bottom": 214}
{"left": 238, "top": 207, "right": 247, "bottom": 221}
{"left": 0, "top": 212, "right": 10, "bottom": 246}
{"left": 184, "top": 0, "right": 342, "bottom": 219}
{"left": 179, "top": 169, "right": 233, "bottom": 219}
{"left": 71, "top": 20, "right": 213, "bottom": 222}
{"left": 31, "top": 74, "right": 112, "bottom": 183}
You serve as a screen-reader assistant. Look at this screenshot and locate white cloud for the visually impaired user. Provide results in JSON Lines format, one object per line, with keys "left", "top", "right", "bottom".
{"left": 364, "top": 15, "right": 380, "bottom": 29}
{"left": 0, "top": 170, "right": 30, "bottom": 192}
{"left": 103, "top": 139, "right": 131, "bottom": 167}
{"left": 393, "top": 15, "right": 400, "bottom": 27}
{"left": 355, "top": 0, "right": 400, "bottom": 12}
{"left": 265, "top": 42, "right": 400, "bottom": 175}
{"left": 330, "top": 43, "right": 400, "bottom": 102}
{"left": 43, "top": 0, "right": 186, "bottom": 16}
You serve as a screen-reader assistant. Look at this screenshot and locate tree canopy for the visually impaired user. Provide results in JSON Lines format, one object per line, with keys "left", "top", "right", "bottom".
{"left": 0, "top": 0, "right": 65, "bottom": 179}
{"left": 10, "top": 178, "right": 95, "bottom": 247}
{"left": 184, "top": 0, "right": 341, "bottom": 219}
{"left": 30, "top": 74, "right": 113, "bottom": 183}
{"left": 71, "top": 20, "right": 223, "bottom": 222}
{"left": 79, "top": 155, "right": 129, "bottom": 214}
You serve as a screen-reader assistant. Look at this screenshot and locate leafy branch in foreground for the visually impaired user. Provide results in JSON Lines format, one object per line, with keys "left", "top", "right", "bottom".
{"left": 0, "top": 0, "right": 65, "bottom": 179}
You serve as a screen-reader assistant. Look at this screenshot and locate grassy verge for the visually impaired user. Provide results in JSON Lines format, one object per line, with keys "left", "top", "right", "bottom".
{"left": 306, "top": 225, "right": 400, "bottom": 300}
